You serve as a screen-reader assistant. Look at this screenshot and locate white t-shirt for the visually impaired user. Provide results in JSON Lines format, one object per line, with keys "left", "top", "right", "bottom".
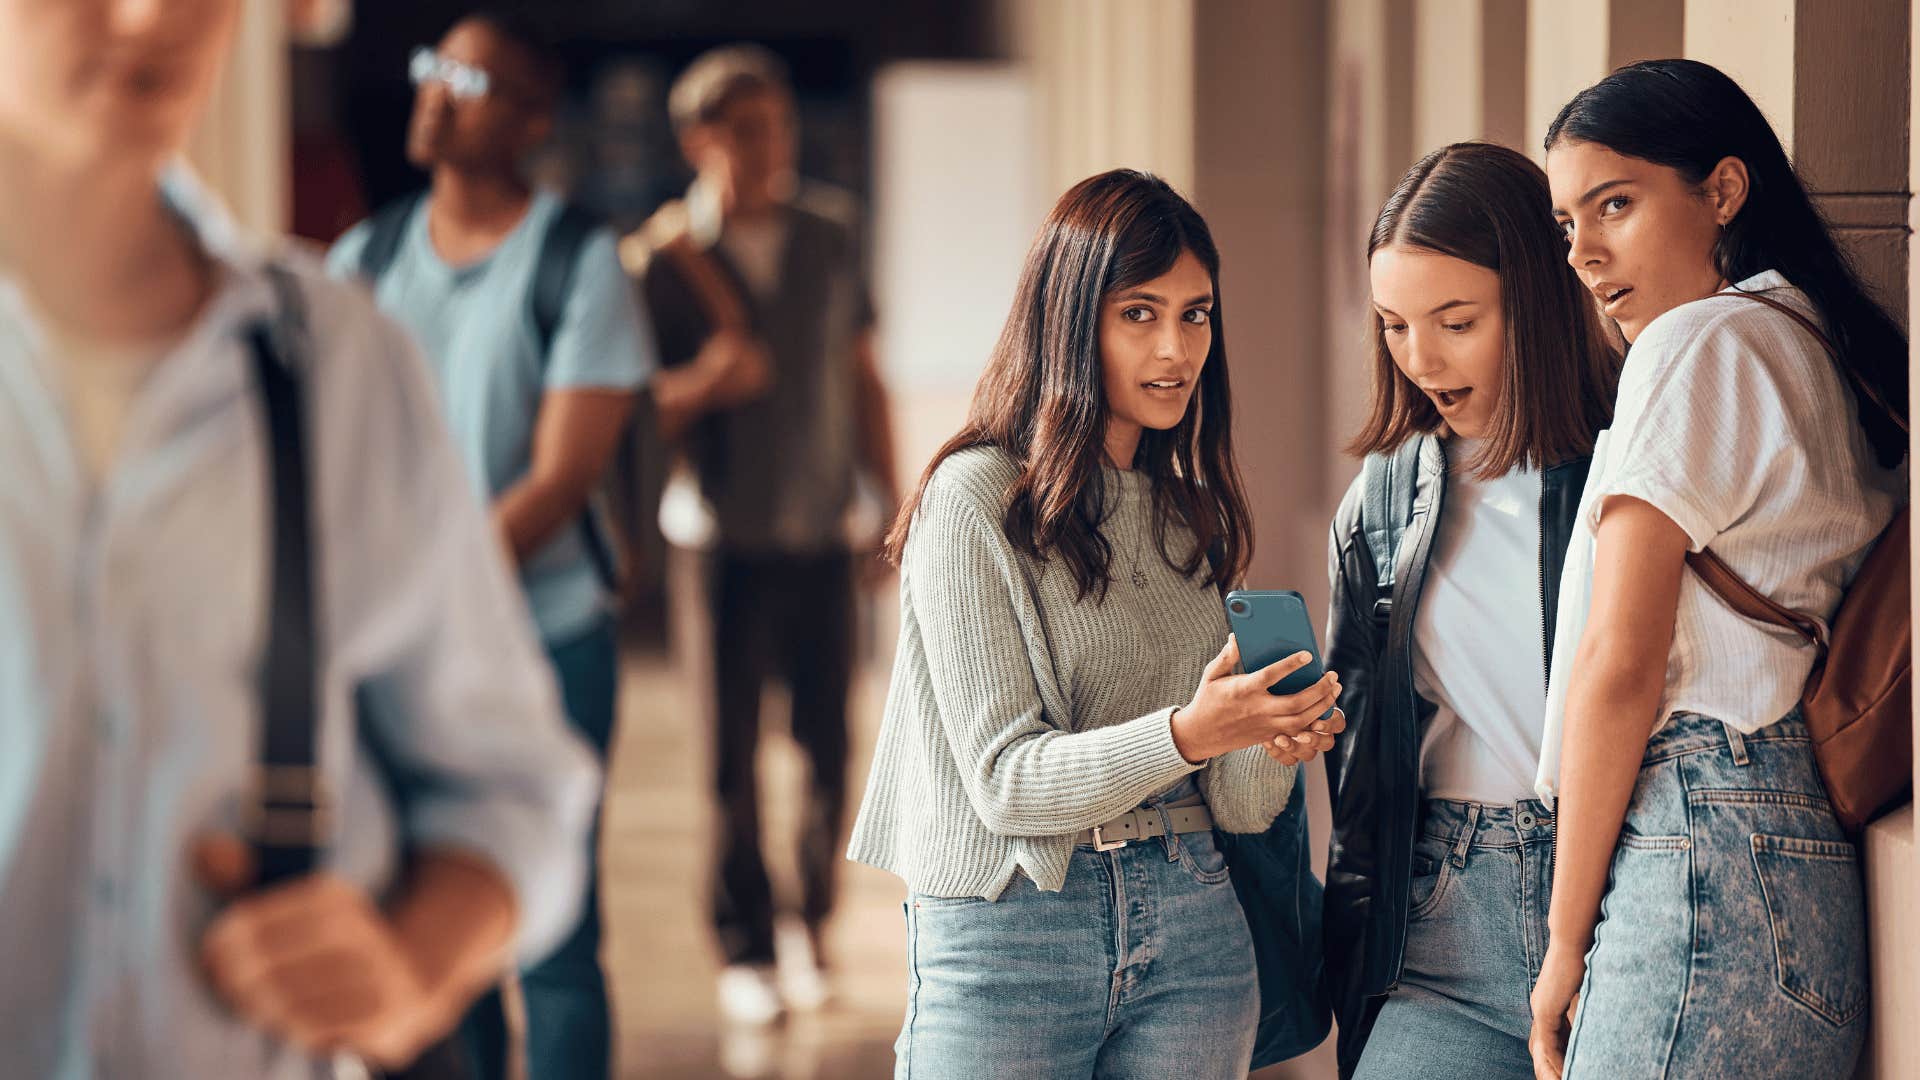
{"left": 1412, "top": 440, "right": 1548, "bottom": 805}
{"left": 1539, "top": 270, "right": 1905, "bottom": 800}
{"left": 689, "top": 174, "right": 789, "bottom": 301}
{"left": 719, "top": 217, "right": 788, "bottom": 301}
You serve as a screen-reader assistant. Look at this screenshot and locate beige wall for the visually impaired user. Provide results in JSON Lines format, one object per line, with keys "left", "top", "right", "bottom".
{"left": 1191, "top": 0, "right": 1340, "bottom": 1055}
{"left": 1194, "top": 0, "right": 1333, "bottom": 598}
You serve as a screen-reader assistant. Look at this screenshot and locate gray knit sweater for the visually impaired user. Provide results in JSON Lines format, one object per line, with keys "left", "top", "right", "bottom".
{"left": 847, "top": 446, "right": 1297, "bottom": 900}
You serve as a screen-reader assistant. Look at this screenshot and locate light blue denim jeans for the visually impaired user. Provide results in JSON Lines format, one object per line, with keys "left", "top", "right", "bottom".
{"left": 895, "top": 822, "right": 1259, "bottom": 1079}
{"left": 1352, "top": 797, "right": 1555, "bottom": 1080}
{"left": 1565, "top": 711, "right": 1867, "bottom": 1078}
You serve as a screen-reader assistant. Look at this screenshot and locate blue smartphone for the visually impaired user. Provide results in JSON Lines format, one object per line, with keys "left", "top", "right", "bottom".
{"left": 1224, "top": 589, "right": 1326, "bottom": 696}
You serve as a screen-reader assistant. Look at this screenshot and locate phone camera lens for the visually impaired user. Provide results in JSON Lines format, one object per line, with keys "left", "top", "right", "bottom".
{"left": 1229, "top": 599, "right": 1250, "bottom": 616}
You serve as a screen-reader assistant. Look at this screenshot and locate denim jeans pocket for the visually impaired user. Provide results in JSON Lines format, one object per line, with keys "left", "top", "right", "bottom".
{"left": 1176, "top": 831, "right": 1233, "bottom": 885}
{"left": 1406, "top": 832, "right": 1454, "bottom": 920}
{"left": 1616, "top": 829, "right": 1691, "bottom": 852}
{"left": 1750, "top": 833, "right": 1868, "bottom": 1027}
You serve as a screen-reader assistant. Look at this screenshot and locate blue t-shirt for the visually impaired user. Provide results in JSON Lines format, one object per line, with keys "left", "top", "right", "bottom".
{"left": 328, "top": 191, "right": 656, "bottom": 643}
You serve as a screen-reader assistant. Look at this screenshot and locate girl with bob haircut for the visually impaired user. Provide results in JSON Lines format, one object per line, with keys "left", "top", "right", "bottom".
{"left": 848, "top": 169, "right": 1342, "bottom": 1078}
{"left": 1532, "top": 59, "right": 1905, "bottom": 1079}
{"left": 1322, "top": 142, "right": 1618, "bottom": 1079}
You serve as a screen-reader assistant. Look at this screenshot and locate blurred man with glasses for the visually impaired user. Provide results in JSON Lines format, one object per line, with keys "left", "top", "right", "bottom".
{"left": 327, "top": 9, "right": 649, "bottom": 1080}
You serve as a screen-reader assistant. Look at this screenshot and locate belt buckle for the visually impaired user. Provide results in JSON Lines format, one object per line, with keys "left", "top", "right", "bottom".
{"left": 1091, "top": 823, "right": 1129, "bottom": 851}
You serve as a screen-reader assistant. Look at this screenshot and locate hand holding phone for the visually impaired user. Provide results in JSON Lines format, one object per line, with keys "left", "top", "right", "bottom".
{"left": 1223, "top": 589, "right": 1346, "bottom": 762}
{"left": 1170, "top": 592, "right": 1344, "bottom": 763}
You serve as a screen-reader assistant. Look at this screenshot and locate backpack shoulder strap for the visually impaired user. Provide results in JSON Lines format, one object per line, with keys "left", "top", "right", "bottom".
{"left": 1734, "top": 290, "right": 1909, "bottom": 435}
{"left": 526, "top": 203, "right": 626, "bottom": 592}
{"left": 250, "top": 263, "right": 325, "bottom": 888}
{"left": 356, "top": 191, "right": 426, "bottom": 285}
{"left": 530, "top": 201, "right": 601, "bottom": 363}
{"left": 1684, "top": 290, "right": 1887, "bottom": 645}
{"left": 1360, "top": 436, "right": 1424, "bottom": 594}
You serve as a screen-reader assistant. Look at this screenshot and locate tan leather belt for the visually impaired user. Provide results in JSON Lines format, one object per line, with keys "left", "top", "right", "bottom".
{"left": 1075, "top": 805, "right": 1214, "bottom": 851}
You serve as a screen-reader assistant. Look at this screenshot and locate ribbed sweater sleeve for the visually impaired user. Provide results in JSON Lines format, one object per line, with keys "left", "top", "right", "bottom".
{"left": 908, "top": 472, "right": 1202, "bottom": 837}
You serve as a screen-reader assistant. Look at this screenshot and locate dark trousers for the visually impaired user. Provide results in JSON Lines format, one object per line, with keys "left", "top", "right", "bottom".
{"left": 461, "top": 616, "right": 618, "bottom": 1080}
{"left": 708, "top": 549, "right": 855, "bottom": 966}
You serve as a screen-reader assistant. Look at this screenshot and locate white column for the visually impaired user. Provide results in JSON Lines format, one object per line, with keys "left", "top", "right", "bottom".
{"left": 1001, "top": 0, "right": 1196, "bottom": 197}
{"left": 1525, "top": 1, "right": 1608, "bottom": 160}
{"left": 1414, "top": 0, "right": 1486, "bottom": 154}
{"left": 1683, "top": 0, "right": 1797, "bottom": 155}
{"left": 186, "top": 0, "right": 290, "bottom": 234}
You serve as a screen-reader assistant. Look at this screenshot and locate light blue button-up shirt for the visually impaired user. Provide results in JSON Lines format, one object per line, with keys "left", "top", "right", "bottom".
{"left": 327, "top": 192, "right": 657, "bottom": 644}
{"left": 0, "top": 188, "right": 600, "bottom": 1078}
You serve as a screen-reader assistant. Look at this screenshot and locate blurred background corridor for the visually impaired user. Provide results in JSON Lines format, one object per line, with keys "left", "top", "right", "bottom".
{"left": 190, "top": 0, "right": 1920, "bottom": 1076}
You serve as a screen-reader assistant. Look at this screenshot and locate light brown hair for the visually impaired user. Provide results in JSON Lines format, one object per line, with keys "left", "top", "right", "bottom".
{"left": 1351, "top": 142, "right": 1619, "bottom": 476}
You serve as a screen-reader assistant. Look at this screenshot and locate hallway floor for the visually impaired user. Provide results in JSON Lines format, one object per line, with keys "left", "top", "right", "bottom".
{"left": 602, "top": 647, "right": 904, "bottom": 1080}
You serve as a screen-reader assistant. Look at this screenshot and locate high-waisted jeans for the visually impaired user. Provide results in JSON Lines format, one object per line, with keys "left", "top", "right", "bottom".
{"left": 894, "top": 823, "right": 1258, "bottom": 1079}
{"left": 1352, "top": 797, "right": 1556, "bottom": 1080}
{"left": 1565, "top": 711, "right": 1867, "bottom": 1078}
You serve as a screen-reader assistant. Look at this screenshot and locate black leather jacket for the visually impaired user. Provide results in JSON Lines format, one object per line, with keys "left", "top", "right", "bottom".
{"left": 1321, "top": 436, "right": 1592, "bottom": 1077}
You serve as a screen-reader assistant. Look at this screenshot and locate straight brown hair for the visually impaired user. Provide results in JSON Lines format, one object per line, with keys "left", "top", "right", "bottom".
{"left": 1349, "top": 142, "right": 1619, "bottom": 476}
{"left": 885, "top": 170, "right": 1252, "bottom": 601}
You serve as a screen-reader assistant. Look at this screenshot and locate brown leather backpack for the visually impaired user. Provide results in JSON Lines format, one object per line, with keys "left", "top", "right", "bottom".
{"left": 1685, "top": 291, "right": 1912, "bottom": 832}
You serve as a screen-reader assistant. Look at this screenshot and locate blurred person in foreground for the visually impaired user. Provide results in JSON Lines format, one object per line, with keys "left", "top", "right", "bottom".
{"left": 325, "top": 9, "right": 654, "bottom": 1079}
{"left": 621, "top": 44, "right": 900, "bottom": 1024}
{"left": 0, "top": 0, "right": 598, "bottom": 1076}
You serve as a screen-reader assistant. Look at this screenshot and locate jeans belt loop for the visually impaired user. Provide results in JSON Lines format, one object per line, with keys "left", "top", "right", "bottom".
{"left": 1450, "top": 803, "right": 1479, "bottom": 868}
{"left": 1725, "top": 722, "right": 1751, "bottom": 767}
{"left": 1153, "top": 801, "right": 1183, "bottom": 862}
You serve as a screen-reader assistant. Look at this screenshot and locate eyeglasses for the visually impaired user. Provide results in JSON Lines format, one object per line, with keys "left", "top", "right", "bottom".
{"left": 409, "top": 46, "right": 492, "bottom": 102}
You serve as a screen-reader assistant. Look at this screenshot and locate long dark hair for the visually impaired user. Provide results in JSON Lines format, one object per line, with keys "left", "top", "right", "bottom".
{"left": 884, "top": 169, "right": 1253, "bottom": 601}
{"left": 1350, "top": 142, "right": 1619, "bottom": 476}
{"left": 1547, "top": 58, "right": 1908, "bottom": 467}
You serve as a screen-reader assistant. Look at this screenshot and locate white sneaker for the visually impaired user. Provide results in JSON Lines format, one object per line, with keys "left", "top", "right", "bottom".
{"left": 716, "top": 964, "right": 785, "bottom": 1026}
{"left": 775, "top": 920, "right": 832, "bottom": 1011}
{"left": 717, "top": 1023, "right": 779, "bottom": 1078}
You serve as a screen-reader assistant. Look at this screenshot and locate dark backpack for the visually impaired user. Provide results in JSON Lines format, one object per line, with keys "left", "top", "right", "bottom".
{"left": 1216, "top": 778, "right": 1332, "bottom": 1068}
{"left": 357, "top": 193, "right": 620, "bottom": 590}
{"left": 1361, "top": 436, "right": 1426, "bottom": 610}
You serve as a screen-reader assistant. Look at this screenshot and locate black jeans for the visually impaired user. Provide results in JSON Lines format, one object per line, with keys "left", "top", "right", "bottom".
{"left": 707, "top": 548, "right": 855, "bottom": 966}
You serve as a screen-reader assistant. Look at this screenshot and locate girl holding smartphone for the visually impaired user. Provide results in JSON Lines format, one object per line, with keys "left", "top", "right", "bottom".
{"left": 1321, "top": 142, "right": 1619, "bottom": 1079}
{"left": 1531, "top": 59, "right": 1904, "bottom": 1079}
{"left": 848, "top": 169, "right": 1341, "bottom": 1079}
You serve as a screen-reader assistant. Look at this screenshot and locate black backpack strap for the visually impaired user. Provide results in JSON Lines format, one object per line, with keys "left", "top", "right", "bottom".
{"left": 529, "top": 202, "right": 599, "bottom": 360}
{"left": 1359, "top": 436, "right": 1425, "bottom": 611}
{"left": 248, "top": 267, "right": 475, "bottom": 1079}
{"left": 357, "top": 191, "right": 427, "bottom": 285}
{"left": 249, "top": 264, "right": 326, "bottom": 888}
{"left": 528, "top": 203, "right": 622, "bottom": 592}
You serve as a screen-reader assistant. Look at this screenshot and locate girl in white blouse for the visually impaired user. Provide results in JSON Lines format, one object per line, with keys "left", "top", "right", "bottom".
{"left": 1533, "top": 60, "right": 1905, "bottom": 1080}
